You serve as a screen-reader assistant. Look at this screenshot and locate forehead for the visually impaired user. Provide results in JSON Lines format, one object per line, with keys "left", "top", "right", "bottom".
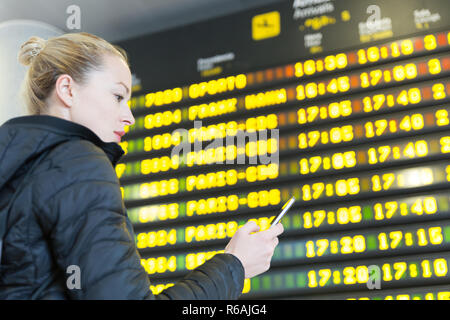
{"left": 99, "top": 54, "right": 132, "bottom": 86}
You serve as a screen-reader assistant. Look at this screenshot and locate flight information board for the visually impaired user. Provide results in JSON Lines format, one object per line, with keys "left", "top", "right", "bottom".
{"left": 115, "top": 0, "right": 450, "bottom": 299}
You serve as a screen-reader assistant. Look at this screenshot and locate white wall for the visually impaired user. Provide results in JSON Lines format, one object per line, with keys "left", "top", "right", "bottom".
{"left": 0, "top": 20, "right": 63, "bottom": 125}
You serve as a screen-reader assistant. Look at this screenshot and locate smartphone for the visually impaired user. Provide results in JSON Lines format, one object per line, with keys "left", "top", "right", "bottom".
{"left": 270, "top": 196, "right": 296, "bottom": 227}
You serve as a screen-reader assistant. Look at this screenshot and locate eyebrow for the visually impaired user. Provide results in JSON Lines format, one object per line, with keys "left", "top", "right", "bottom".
{"left": 116, "top": 82, "right": 130, "bottom": 94}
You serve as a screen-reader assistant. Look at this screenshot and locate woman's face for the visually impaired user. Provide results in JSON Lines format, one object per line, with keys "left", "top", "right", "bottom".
{"left": 51, "top": 53, "right": 135, "bottom": 143}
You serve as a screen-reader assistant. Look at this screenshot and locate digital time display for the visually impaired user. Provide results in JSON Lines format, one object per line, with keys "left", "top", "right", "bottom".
{"left": 115, "top": 0, "right": 450, "bottom": 299}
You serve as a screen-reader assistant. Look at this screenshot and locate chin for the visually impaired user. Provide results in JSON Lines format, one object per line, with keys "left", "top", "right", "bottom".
{"left": 100, "top": 136, "right": 119, "bottom": 143}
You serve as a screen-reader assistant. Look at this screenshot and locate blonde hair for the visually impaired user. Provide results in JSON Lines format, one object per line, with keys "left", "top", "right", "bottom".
{"left": 17, "top": 32, "right": 129, "bottom": 115}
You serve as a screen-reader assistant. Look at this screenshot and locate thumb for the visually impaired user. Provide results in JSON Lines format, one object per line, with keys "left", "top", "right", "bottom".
{"left": 240, "top": 220, "right": 260, "bottom": 234}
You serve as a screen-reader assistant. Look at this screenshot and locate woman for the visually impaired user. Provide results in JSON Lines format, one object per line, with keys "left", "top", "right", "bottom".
{"left": 0, "top": 32, "right": 283, "bottom": 299}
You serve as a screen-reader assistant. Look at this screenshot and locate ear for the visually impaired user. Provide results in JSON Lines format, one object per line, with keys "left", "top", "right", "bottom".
{"left": 54, "top": 74, "right": 75, "bottom": 108}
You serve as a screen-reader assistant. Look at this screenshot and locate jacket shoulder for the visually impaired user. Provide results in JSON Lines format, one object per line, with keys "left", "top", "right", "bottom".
{"left": 33, "top": 139, "right": 120, "bottom": 203}
{"left": 50, "top": 139, "right": 116, "bottom": 176}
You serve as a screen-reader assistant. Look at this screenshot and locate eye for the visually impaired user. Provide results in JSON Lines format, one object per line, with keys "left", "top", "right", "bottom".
{"left": 115, "top": 94, "right": 124, "bottom": 102}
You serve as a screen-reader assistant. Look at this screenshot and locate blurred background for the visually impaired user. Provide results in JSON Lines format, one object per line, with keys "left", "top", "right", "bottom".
{"left": 1, "top": 0, "right": 450, "bottom": 300}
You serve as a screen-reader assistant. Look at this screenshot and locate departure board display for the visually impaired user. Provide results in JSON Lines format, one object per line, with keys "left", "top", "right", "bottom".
{"left": 115, "top": 0, "right": 450, "bottom": 299}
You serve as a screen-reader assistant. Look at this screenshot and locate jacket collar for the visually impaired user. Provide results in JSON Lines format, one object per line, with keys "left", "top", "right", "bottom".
{"left": 4, "top": 115, "right": 124, "bottom": 166}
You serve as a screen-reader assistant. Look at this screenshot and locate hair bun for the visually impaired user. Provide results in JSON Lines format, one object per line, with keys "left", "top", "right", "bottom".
{"left": 18, "top": 36, "right": 47, "bottom": 66}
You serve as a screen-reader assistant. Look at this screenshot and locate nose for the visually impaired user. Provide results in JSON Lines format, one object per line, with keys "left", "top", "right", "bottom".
{"left": 122, "top": 105, "right": 135, "bottom": 126}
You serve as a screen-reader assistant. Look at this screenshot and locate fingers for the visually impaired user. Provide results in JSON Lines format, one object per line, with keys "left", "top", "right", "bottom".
{"left": 241, "top": 220, "right": 284, "bottom": 239}
{"left": 271, "top": 237, "right": 279, "bottom": 249}
{"left": 274, "top": 222, "right": 284, "bottom": 236}
{"left": 267, "top": 222, "right": 284, "bottom": 237}
{"left": 260, "top": 224, "right": 282, "bottom": 250}
{"left": 240, "top": 220, "right": 260, "bottom": 234}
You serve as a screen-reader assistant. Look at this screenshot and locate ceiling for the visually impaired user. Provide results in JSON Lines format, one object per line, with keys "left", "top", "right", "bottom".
{"left": 0, "top": 0, "right": 282, "bottom": 43}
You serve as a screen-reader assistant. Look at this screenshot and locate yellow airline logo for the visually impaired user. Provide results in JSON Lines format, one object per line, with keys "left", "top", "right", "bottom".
{"left": 252, "top": 11, "right": 281, "bottom": 41}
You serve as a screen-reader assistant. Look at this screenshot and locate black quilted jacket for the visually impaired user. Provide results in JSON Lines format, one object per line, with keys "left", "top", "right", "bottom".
{"left": 0, "top": 115, "right": 244, "bottom": 299}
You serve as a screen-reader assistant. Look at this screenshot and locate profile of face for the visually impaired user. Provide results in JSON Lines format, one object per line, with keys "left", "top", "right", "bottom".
{"left": 48, "top": 53, "right": 135, "bottom": 143}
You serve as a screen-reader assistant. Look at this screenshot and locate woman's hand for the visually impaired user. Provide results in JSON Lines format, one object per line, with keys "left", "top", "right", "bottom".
{"left": 224, "top": 221, "right": 284, "bottom": 279}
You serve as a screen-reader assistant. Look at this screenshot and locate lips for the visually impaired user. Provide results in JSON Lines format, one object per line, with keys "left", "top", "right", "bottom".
{"left": 114, "top": 131, "right": 125, "bottom": 142}
{"left": 114, "top": 131, "right": 126, "bottom": 137}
